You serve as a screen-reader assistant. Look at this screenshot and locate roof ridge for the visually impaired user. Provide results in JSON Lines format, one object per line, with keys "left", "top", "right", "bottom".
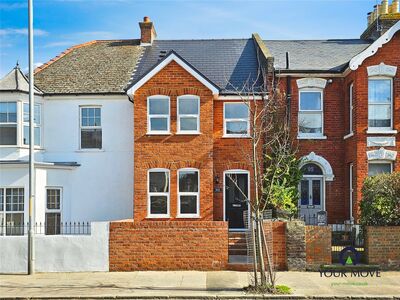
{"left": 155, "top": 38, "right": 251, "bottom": 41}
{"left": 263, "top": 39, "right": 371, "bottom": 42}
{"left": 34, "top": 40, "right": 98, "bottom": 74}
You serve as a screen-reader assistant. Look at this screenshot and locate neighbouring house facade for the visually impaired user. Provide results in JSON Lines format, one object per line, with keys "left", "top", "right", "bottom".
{"left": 0, "top": 2, "right": 399, "bottom": 236}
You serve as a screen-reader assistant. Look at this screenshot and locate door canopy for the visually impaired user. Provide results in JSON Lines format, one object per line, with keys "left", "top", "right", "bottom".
{"left": 300, "top": 152, "right": 334, "bottom": 181}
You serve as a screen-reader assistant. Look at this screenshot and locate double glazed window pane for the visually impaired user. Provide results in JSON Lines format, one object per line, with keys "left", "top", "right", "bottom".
{"left": 179, "top": 98, "right": 198, "bottom": 115}
{"left": 298, "top": 113, "right": 322, "bottom": 133}
{"left": 6, "top": 188, "right": 24, "bottom": 211}
{"left": 149, "top": 98, "right": 168, "bottom": 115}
{"left": 23, "top": 126, "right": 41, "bottom": 146}
{"left": 369, "top": 80, "right": 391, "bottom": 103}
{"left": 179, "top": 171, "right": 198, "bottom": 192}
{"left": 149, "top": 172, "right": 169, "bottom": 193}
{"left": 178, "top": 97, "right": 199, "bottom": 132}
{"left": 368, "top": 80, "right": 392, "bottom": 128}
{"left": 368, "top": 163, "right": 392, "bottom": 176}
{"left": 45, "top": 213, "right": 61, "bottom": 235}
{"left": 150, "top": 118, "right": 168, "bottom": 131}
{"left": 81, "top": 107, "right": 101, "bottom": 127}
{"left": 0, "top": 125, "right": 17, "bottom": 145}
{"left": 47, "top": 189, "right": 61, "bottom": 210}
{"left": 180, "top": 196, "right": 197, "bottom": 214}
{"left": 369, "top": 104, "right": 391, "bottom": 128}
{"left": 0, "top": 102, "right": 17, "bottom": 123}
{"left": 23, "top": 103, "right": 41, "bottom": 124}
{"left": 150, "top": 195, "right": 168, "bottom": 214}
{"left": 226, "top": 121, "right": 248, "bottom": 135}
{"left": 300, "top": 92, "right": 321, "bottom": 110}
{"left": 225, "top": 103, "right": 248, "bottom": 119}
{"left": 81, "top": 129, "right": 102, "bottom": 149}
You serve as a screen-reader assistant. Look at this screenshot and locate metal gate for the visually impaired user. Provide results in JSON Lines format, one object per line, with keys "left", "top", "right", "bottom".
{"left": 330, "top": 224, "right": 365, "bottom": 264}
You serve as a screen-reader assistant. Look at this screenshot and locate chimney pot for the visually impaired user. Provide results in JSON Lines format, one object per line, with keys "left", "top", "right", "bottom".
{"left": 143, "top": 16, "right": 151, "bottom": 23}
{"left": 381, "top": 0, "right": 389, "bottom": 14}
{"left": 393, "top": 0, "right": 400, "bottom": 13}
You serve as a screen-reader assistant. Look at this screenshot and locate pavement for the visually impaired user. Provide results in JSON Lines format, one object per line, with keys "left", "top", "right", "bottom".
{"left": 0, "top": 271, "right": 400, "bottom": 299}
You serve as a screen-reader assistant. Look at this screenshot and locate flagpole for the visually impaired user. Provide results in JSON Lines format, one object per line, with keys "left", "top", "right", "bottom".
{"left": 28, "top": 0, "right": 35, "bottom": 275}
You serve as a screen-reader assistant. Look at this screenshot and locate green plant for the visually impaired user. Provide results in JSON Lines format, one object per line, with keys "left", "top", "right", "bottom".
{"left": 360, "top": 172, "right": 400, "bottom": 226}
{"left": 244, "top": 284, "right": 292, "bottom": 294}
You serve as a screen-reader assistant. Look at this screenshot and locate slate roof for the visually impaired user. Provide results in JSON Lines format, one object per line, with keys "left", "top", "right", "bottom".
{"left": 0, "top": 65, "right": 43, "bottom": 94}
{"left": 264, "top": 39, "right": 372, "bottom": 72}
{"left": 131, "top": 39, "right": 263, "bottom": 94}
{"left": 34, "top": 40, "right": 143, "bottom": 94}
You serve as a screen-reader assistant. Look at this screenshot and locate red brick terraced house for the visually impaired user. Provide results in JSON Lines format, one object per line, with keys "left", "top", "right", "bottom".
{"left": 2, "top": 3, "right": 398, "bottom": 237}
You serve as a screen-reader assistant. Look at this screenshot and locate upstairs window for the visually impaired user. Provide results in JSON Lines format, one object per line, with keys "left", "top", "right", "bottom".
{"left": 349, "top": 83, "right": 354, "bottom": 134}
{"left": 178, "top": 169, "right": 199, "bottom": 217}
{"left": 177, "top": 96, "right": 200, "bottom": 133}
{"left": 148, "top": 169, "right": 170, "bottom": 217}
{"left": 298, "top": 90, "right": 323, "bottom": 137}
{"left": 0, "top": 102, "right": 17, "bottom": 145}
{"left": 148, "top": 96, "right": 170, "bottom": 134}
{"left": 368, "top": 79, "right": 392, "bottom": 130}
{"left": 80, "top": 107, "right": 102, "bottom": 149}
{"left": 23, "top": 103, "right": 41, "bottom": 146}
{"left": 224, "top": 102, "right": 249, "bottom": 137}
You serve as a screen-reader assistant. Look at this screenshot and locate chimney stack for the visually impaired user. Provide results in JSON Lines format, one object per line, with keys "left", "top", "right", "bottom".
{"left": 392, "top": 0, "right": 400, "bottom": 13}
{"left": 381, "top": 0, "right": 389, "bottom": 14}
{"left": 139, "top": 16, "right": 157, "bottom": 46}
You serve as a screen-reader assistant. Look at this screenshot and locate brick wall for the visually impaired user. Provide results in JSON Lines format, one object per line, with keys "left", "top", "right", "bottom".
{"left": 263, "top": 221, "right": 287, "bottom": 271}
{"left": 366, "top": 226, "right": 400, "bottom": 270}
{"left": 109, "top": 220, "right": 228, "bottom": 271}
{"left": 305, "top": 225, "right": 332, "bottom": 270}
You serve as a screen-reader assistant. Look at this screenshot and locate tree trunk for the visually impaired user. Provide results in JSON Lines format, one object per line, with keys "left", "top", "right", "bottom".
{"left": 250, "top": 212, "right": 258, "bottom": 286}
{"left": 256, "top": 213, "right": 267, "bottom": 286}
{"left": 260, "top": 220, "right": 275, "bottom": 287}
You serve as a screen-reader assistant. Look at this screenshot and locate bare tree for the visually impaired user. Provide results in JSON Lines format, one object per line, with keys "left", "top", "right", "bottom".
{"left": 225, "top": 66, "right": 300, "bottom": 291}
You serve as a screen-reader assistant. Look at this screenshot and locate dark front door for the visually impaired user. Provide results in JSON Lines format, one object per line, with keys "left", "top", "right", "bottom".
{"left": 225, "top": 172, "right": 249, "bottom": 230}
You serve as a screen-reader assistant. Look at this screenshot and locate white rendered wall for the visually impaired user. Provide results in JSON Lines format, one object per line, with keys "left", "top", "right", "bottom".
{"left": 0, "top": 222, "right": 109, "bottom": 273}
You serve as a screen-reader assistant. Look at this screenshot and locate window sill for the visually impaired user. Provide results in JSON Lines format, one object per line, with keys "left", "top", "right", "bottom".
{"left": 222, "top": 135, "right": 251, "bottom": 139}
{"left": 344, "top": 132, "right": 354, "bottom": 140}
{"left": 175, "top": 132, "right": 201, "bottom": 136}
{"left": 146, "top": 215, "right": 170, "bottom": 219}
{"left": 366, "top": 129, "right": 398, "bottom": 135}
{"left": 0, "top": 145, "right": 44, "bottom": 150}
{"left": 176, "top": 215, "right": 200, "bottom": 219}
{"left": 297, "top": 135, "right": 327, "bottom": 140}
{"left": 75, "top": 149, "right": 105, "bottom": 153}
{"left": 146, "top": 132, "right": 172, "bottom": 136}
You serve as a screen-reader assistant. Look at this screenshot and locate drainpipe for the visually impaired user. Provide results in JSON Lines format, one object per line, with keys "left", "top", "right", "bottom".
{"left": 285, "top": 52, "right": 291, "bottom": 125}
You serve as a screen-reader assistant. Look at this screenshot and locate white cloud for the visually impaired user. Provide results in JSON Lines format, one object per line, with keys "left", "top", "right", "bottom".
{"left": 0, "top": 28, "right": 49, "bottom": 37}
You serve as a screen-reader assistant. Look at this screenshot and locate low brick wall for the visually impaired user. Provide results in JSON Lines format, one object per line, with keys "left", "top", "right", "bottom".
{"left": 305, "top": 225, "right": 332, "bottom": 270}
{"left": 109, "top": 220, "right": 228, "bottom": 271}
{"left": 263, "top": 221, "right": 287, "bottom": 271}
{"left": 366, "top": 226, "right": 400, "bottom": 270}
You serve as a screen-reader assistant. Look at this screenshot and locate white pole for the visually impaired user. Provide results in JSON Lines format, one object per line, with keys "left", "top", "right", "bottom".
{"left": 28, "top": 0, "right": 35, "bottom": 275}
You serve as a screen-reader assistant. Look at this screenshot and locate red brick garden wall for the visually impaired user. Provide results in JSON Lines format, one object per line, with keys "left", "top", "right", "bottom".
{"left": 305, "top": 225, "right": 332, "bottom": 269}
{"left": 263, "top": 221, "right": 287, "bottom": 271}
{"left": 366, "top": 226, "right": 400, "bottom": 270}
{"left": 109, "top": 220, "right": 228, "bottom": 271}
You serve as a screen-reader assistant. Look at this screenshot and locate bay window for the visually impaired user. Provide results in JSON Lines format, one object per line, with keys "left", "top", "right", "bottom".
{"left": 23, "top": 103, "right": 41, "bottom": 146}
{"left": 178, "top": 169, "right": 199, "bottom": 217}
{"left": 368, "top": 79, "right": 392, "bottom": 131}
{"left": 0, "top": 102, "right": 17, "bottom": 145}
{"left": 177, "top": 96, "right": 199, "bottom": 133}
{"left": 80, "top": 106, "right": 102, "bottom": 149}
{"left": 298, "top": 90, "right": 324, "bottom": 137}
{"left": 148, "top": 96, "right": 170, "bottom": 134}
{"left": 223, "top": 102, "right": 249, "bottom": 137}
{"left": 148, "top": 169, "right": 170, "bottom": 217}
{"left": 0, "top": 188, "right": 24, "bottom": 236}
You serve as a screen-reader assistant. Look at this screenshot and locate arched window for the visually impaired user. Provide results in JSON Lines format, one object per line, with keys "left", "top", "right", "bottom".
{"left": 301, "top": 163, "right": 323, "bottom": 176}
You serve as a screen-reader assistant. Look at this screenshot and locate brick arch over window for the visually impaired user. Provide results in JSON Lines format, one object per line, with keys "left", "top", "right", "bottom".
{"left": 145, "top": 160, "right": 203, "bottom": 170}
{"left": 300, "top": 152, "right": 334, "bottom": 181}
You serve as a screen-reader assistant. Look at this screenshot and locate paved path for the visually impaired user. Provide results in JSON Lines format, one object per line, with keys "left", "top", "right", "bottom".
{"left": 0, "top": 271, "right": 399, "bottom": 299}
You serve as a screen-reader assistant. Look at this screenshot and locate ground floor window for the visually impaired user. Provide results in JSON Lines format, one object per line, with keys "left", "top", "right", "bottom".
{"left": 178, "top": 169, "right": 199, "bottom": 217}
{"left": 368, "top": 162, "right": 392, "bottom": 176}
{"left": 0, "top": 188, "right": 24, "bottom": 236}
{"left": 45, "top": 188, "right": 62, "bottom": 235}
{"left": 148, "top": 169, "right": 170, "bottom": 218}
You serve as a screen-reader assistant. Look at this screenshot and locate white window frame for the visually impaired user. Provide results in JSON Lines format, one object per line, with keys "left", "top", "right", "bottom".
{"left": 147, "top": 168, "right": 170, "bottom": 218}
{"left": 349, "top": 163, "right": 354, "bottom": 223}
{"left": 177, "top": 95, "right": 200, "bottom": 134}
{"left": 0, "top": 187, "right": 25, "bottom": 236}
{"left": 23, "top": 103, "right": 41, "bottom": 147}
{"left": 0, "top": 101, "right": 18, "bottom": 146}
{"left": 79, "top": 106, "right": 102, "bottom": 150}
{"left": 45, "top": 187, "right": 62, "bottom": 235}
{"left": 349, "top": 83, "right": 354, "bottom": 134}
{"left": 147, "top": 95, "right": 170, "bottom": 135}
{"left": 298, "top": 89, "right": 325, "bottom": 139}
{"left": 177, "top": 168, "right": 200, "bottom": 218}
{"left": 223, "top": 102, "right": 250, "bottom": 138}
{"left": 367, "top": 160, "right": 393, "bottom": 176}
{"left": 367, "top": 77, "right": 393, "bottom": 133}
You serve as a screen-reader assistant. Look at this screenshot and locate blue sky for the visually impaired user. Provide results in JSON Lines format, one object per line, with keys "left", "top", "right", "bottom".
{"left": 0, "top": 0, "right": 376, "bottom": 77}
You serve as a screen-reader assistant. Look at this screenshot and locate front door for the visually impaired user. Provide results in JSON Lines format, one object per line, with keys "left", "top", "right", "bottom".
{"left": 299, "top": 178, "right": 323, "bottom": 224}
{"left": 225, "top": 172, "right": 249, "bottom": 230}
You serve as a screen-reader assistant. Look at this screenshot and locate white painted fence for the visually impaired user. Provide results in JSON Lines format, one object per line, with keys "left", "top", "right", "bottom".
{"left": 0, "top": 222, "right": 109, "bottom": 274}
